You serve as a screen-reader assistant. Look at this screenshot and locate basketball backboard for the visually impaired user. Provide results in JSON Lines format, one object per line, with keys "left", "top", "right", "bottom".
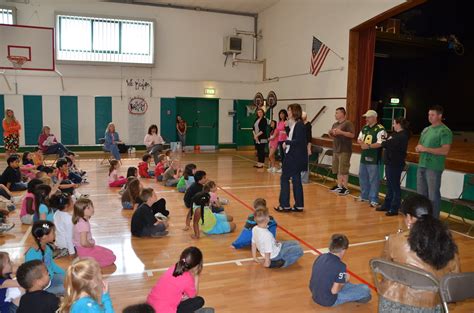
{"left": 0, "top": 23, "right": 55, "bottom": 71}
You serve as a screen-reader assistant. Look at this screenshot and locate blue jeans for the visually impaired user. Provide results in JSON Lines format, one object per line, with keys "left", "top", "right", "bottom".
{"left": 417, "top": 167, "right": 442, "bottom": 218}
{"left": 147, "top": 144, "right": 164, "bottom": 164}
{"left": 106, "top": 144, "right": 121, "bottom": 160}
{"left": 279, "top": 171, "right": 304, "bottom": 208}
{"left": 272, "top": 240, "right": 304, "bottom": 268}
{"left": 45, "top": 143, "right": 69, "bottom": 157}
{"left": 68, "top": 172, "right": 82, "bottom": 184}
{"left": 10, "top": 181, "right": 27, "bottom": 191}
{"left": 359, "top": 163, "right": 381, "bottom": 203}
{"left": 178, "top": 133, "right": 186, "bottom": 148}
{"left": 46, "top": 273, "right": 65, "bottom": 296}
{"left": 383, "top": 165, "right": 403, "bottom": 213}
{"left": 332, "top": 282, "right": 371, "bottom": 306}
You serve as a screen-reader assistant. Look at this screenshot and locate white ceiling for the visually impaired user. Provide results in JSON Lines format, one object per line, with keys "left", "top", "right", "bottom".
{"left": 134, "top": 0, "right": 280, "bottom": 15}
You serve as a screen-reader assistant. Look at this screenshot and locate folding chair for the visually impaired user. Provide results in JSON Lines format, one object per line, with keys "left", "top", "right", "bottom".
{"left": 440, "top": 272, "right": 474, "bottom": 313}
{"left": 98, "top": 138, "right": 113, "bottom": 165}
{"left": 309, "top": 148, "right": 333, "bottom": 184}
{"left": 446, "top": 175, "right": 474, "bottom": 234}
{"left": 370, "top": 258, "right": 441, "bottom": 312}
{"left": 42, "top": 151, "right": 59, "bottom": 166}
{"left": 382, "top": 163, "right": 410, "bottom": 184}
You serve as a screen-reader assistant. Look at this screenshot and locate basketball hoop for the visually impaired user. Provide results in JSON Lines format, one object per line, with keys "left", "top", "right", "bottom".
{"left": 7, "top": 56, "right": 29, "bottom": 69}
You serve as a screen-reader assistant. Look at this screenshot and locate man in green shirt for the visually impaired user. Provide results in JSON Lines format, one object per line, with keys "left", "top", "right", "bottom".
{"left": 357, "top": 110, "right": 386, "bottom": 207}
{"left": 415, "top": 105, "right": 452, "bottom": 218}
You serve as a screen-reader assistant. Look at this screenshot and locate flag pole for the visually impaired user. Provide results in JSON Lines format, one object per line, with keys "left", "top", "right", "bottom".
{"left": 315, "top": 36, "right": 345, "bottom": 60}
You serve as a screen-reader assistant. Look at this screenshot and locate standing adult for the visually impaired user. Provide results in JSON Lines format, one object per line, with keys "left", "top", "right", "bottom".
{"left": 301, "top": 112, "right": 312, "bottom": 184}
{"left": 104, "top": 122, "right": 123, "bottom": 161}
{"left": 252, "top": 108, "right": 268, "bottom": 169}
{"left": 328, "top": 107, "right": 355, "bottom": 196}
{"left": 38, "top": 126, "right": 70, "bottom": 157}
{"left": 144, "top": 124, "right": 165, "bottom": 165}
{"left": 276, "top": 109, "right": 288, "bottom": 173}
{"left": 275, "top": 104, "right": 307, "bottom": 213}
{"left": 176, "top": 115, "right": 187, "bottom": 152}
{"left": 2, "top": 108, "right": 21, "bottom": 158}
{"left": 379, "top": 117, "right": 410, "bottom": 216}
{"left": 415, "top": 105, "right": 452, "bottom": 218}
{"left": 357, "top": 110, "right": 386, "bottom": 208}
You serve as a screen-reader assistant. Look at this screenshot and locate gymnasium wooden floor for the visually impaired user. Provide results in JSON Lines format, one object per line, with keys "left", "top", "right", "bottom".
{"left": 1, "top": 151, "right": 473, "bottom": 312}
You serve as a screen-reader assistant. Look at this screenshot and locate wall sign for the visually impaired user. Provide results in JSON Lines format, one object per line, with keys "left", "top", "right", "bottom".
{"left": 128, "top": 96, "right": 148, "bottom": 114}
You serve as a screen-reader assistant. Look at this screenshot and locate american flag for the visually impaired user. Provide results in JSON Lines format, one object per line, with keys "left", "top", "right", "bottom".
{"left": 310, "top": 36, "right": 330, "bottom": 76}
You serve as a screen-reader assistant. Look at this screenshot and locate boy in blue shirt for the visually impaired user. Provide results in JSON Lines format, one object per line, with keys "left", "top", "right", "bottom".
{"left": 309, "top": 234, "right": 371, "bottom": 306}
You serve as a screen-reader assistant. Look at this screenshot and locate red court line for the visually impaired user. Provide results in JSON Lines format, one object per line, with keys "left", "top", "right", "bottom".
{"left": 218, "top": 186, "right": 377, "bottom": 291}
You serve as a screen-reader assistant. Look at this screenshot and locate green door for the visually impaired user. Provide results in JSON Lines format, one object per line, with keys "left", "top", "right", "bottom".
{"left": 233, "top": 99, "right": 257, "bottom": 147}
{"left": 160, "top": 98, "right": 177, "bottom": 142}
{"left": 176, "top": 98, "right": 218, "bottom": 146}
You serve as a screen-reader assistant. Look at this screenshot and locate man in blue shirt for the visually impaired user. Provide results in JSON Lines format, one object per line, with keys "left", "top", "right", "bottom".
{"left": 309, "top": 234, "right": 371, "bottom": 307}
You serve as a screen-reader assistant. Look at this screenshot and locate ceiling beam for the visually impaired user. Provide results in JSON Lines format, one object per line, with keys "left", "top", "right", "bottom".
{"left": 104, "top": 0, "right": 257, "bottom": 17}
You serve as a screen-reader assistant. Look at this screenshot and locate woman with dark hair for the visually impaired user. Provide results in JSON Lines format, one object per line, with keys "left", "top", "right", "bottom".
{"left": 380, "top": 194, "right": 460, "bottom": 312}
{"left": 275, "top": 104, "right": 307, "bottom": 212}
{"left": 176, "top": 115, "right": 187, "bottom": 152}
{"left": 378, "top": 117, "right": 410, "bottom": 216}
{"left": 144, "top": 124, "right": 165, "bottom": 165}
{"left": 276, "top": 109, "right": 288, "bottom": 172}
{"left": 253, "top": 108, "right": 268, "bottom": 168}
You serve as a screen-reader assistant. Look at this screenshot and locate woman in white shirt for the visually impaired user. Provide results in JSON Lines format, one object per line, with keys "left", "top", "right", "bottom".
{"left": 144, "top": 124, "right": 165, "bottom": 165}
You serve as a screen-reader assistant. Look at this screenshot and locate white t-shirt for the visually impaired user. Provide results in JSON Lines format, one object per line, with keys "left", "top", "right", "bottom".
{"left": 252, "top": 226, "right": 281, "bottom": 259}
{"left": 53, "top": 210, "right": 75, "bottom": 254}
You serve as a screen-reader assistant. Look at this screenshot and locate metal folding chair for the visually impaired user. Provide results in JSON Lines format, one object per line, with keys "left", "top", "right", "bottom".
{"left": 446, "top": 176, "right": 474, "bottom": 234}
{"left": 440, "top": 272, "right": 474, "bottom": 313}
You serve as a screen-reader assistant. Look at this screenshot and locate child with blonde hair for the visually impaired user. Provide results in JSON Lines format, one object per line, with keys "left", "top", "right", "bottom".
{"left": 72, "top": 198, "right": 116, "bottom": 267}
{"left": 108, "top": 160, "right": 127, "bottom": 187}
{"left": 59, "top": 258, "right": 114, "bottom": 312}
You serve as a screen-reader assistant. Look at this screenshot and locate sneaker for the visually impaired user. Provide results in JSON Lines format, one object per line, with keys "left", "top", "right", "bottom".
{"left": 355, "top": 196, "right": 369, "bottom": 202}
{"left": 276, "top": 168, "right": 282, "bottom": 173}
{"left": 0, "top": 223, "right": 14, "bottom": 233}
{"left": 220, "top": 198, "right": 229, "bottom": 205}
{"left": 154, "top": 212, "right": 168, "bottom": 221}
{"left": 53, "top": 248, "right": 69, "bottom": 259}
{"left": 151, "top": 230, "right": 169, "bottom": 238}
{"left": 269, "top": 259, "right": 285, "bottom": 268}
{"left": 337, "top": 187, "right": 350, "bottom": 196}
{"left": 291, "top": 206, "right": 304, "bottom": 212}
{"left": 267, "top": 167, "right": 274, "bottom": 172}
{"left": 7, "top": 204, "right": 16, "bottom": 212}
{"left": 330, "top": 185, "right": 342, "bottom": 192}
{"left": 370, "top": 201, "right": 380, "bottom": 208}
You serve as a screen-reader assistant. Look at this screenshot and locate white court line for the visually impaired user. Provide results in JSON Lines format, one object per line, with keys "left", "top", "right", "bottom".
{"left": 314, "top": 239, "right": 387, "bottom": 255}
{"left": 105, "top": 250, "right": 316, "bottom": 277}
{"left": 2, "top": 225, "right": 32, "bottom": 248}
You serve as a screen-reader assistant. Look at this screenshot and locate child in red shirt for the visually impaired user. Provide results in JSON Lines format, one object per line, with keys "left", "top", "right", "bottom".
{"left": 154, "top": 154, "right": 166, "bottom": 182}
{"left": 138, "top": 154, "right": 154, "bottom": 178}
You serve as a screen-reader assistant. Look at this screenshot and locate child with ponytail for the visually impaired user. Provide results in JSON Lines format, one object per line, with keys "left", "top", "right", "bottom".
{"left": 191, "top": 192, "right": 236, "bottom": 239}
{"left": 147, "top": 246, "right": 210, "bottom": 313}
{"left": 59, "top": 258, "right": 114, "bottom": 313}
{"left": 25, "top": 221, "right": 65, "bottom": 296}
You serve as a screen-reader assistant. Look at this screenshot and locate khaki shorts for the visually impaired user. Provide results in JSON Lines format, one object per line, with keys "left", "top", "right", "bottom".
{"left": 332, "top": 152, "right": 351, "bottom": 175}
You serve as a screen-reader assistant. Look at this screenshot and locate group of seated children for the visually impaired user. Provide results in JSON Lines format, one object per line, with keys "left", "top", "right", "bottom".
{"left": 0, "top": 152, "right": 88, "bottom": 234}
{"left": 137, "top": 150, "right": 171, "bottom": 181}
{"left": 1, "top": 245, "right": 211, "bottom": 313}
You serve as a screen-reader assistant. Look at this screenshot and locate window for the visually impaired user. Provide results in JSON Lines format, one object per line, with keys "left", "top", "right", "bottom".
{"left": 0, "top": 7, "right": 15, "bottom": 24}
{"left": 56, "top": 14, "right": 154, "bottom": 64}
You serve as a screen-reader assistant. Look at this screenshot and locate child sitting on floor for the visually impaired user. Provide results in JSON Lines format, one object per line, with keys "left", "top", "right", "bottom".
{"left": 177, "top": 163, "right": 196, "bottom": 193}
{"left": 191, "top": 192, "right": 236, "bottom": 239}
{"left": 252, "top": 206, "right": 303, "bottom": 268}
{"left": 72, "top": 198, "right": 116, "bottom": 267}
{"left": 131, "top": 188, "right": 169, "bottom": 238}
{"left": 121, "top": 178, "right": 142, "bottom": 210}
{"left": 59, "top": 258, "right": 114, "bottom": 312}
{"left": 33, "top": 184, "right": 53, "bottom": 222}
{"left": 1, "top": 155, "right": 27, "bottom": 191}
{"left": 108, "top": 160, "right": 127, "bottom": 187}
{"left": 0, "top": 252, "right": 23, "bottom": 311}
{"left": 16, "top": 260, "right": 59, "bottom": 313}
{"left": 138, "top": 154, "right": 154, "bottom": 178}
{"left": 25, "top": 221, "right": 65, "bottom": 296}
{"left": 19, "top": 179, "right": 43, "bottom": 225}
{"left": 21, "top": 151, "right": 38, "bottom": 179}
{"left": 309, "top": 234, "right": 371, "bottom": 307}
{"left": 51, "top": 192, "right": 75, "bottom": 256}
{"left": 162, "top": 160, "right": 182, "bottom": 187}
{"left": 203, "top": 180, "right": 228, "bottom": 213}
{"left": 154, "top": 154, "right": 166, "bottom": 182}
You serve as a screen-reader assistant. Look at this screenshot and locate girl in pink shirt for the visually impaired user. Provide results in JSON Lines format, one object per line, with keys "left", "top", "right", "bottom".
{"left": 72, "top": 198, "right": 116, "bottom": 267}
{"left": 19, "top": 179, "right": 43, "bottom": 224}
{"left": 147, "top": 247, "right": 208, "bottom": 313}
{"left": 108, "top": 160, "right": 127, "bottom": 187}
{"left": 267, "top": 120, "right": 279, "bottom": 173}
{"left": 277, "top": 109, "right": 288, "bottom": 172}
